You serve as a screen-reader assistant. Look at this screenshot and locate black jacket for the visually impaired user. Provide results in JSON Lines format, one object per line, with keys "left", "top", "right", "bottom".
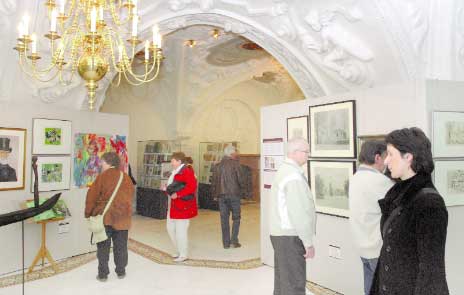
{"left": 370, "top": 173, "right": 449, "bottom": 295}
{"left": 210, "top": 157, "right": 244, "bottom": 198}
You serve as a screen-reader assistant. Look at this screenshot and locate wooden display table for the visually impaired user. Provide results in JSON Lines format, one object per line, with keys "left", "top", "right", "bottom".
{"left": 27, "top": 217, "right": 64, "bottom": 274}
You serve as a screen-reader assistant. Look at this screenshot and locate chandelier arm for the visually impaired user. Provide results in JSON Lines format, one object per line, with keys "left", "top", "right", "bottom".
{"left": 124, "top": 58, "right": 159, "bottom": 79}
{"left": 18, "top": 52, "right": 58, "bottom": 75}
{"left": 124, "top": 61, "right": 161, "bottom": 83}
{"left": 109, "top": 0, "right": 131, "bottom": 26}
{"left": 110, "top": 71, "right": 122, "bottom": 87}
{"left": 18, "top": 56, "right": 62, "bottom": 83}
{"left": 58, "top": 69, "right": 76, "bottom": 86}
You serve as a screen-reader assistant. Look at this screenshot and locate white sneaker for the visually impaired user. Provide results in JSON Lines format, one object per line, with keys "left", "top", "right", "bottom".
{"left": 173, "top": 256, "right": 187, "bottom": 262}
{"left": 171, "top": 253, "right": 179, "bottom": 258}
{"left": 305, "top": 289, "right": 315, "bottom": 295}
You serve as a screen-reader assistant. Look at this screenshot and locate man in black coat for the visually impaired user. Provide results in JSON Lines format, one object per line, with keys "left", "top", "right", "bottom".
{"left": 0, "top": 137, "right": 17, "bottom": 182}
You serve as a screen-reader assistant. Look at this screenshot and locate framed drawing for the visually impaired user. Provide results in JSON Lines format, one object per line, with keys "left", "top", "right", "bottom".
{"left": 308, "top": 160, "right": 356, "bottom": 218}
{"left": 434, "top": 160, "right": 464, "bottom": 207}
{"left": 357, "top": 134, "right": 386, "bottom": 158}
{"left": 432, "top": 111, "right": 464, "bottom": 157}
{"left": 32, "top": 119, "right": 72, "bottom": 155}
{"left": 0, "top": 127, "right": 26, "bottom": 191}
{"left": 309, "top": 100, "right": 357, "bottom": 158}
{"left": 32, "top": 156, "right": 71, "bottom": 192}
{"left": 287, "top": 116, "right": 309, "bottom": 141}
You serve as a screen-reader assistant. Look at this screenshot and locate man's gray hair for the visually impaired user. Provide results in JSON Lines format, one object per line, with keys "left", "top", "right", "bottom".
{"left": 224, "top": 145, "right": 236, "bottom": 157}
{"left": 287, "top": 138, "right": 309, "bottom": 154}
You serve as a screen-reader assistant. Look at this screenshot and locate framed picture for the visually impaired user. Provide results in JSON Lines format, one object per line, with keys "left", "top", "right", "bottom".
{"left": 432, "top": 111, "right": 464, "bottom": 157}
{"left": 309, "top": 100, "right": 357, "bottom": 158}
{"left": 0, "top": 127, "right": 26, "bottom": 191}
{"left": 287, "top": 116, "right": 309, "bottom": 141}
{"left": 32, "top": 119, "right": 72, "bottom": 155}
{"left": 308, "top": 160, "right": 356, "bottom": 218}
{"left": 434, "top": 160, "right": 464, "bottom": 207}
{"left": 357, "top": 134, "right": 386, "bottom": 158}
{"left": 32, "top": 156, "right": 71, "bottom": 192}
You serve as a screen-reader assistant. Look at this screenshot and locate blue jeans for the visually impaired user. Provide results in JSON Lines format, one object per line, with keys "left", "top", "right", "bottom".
{"left": 361, "top": 257, "right": 378, "bottom": 295}
{"left": 218, "top": 195, "right": 241, "bottom": 247}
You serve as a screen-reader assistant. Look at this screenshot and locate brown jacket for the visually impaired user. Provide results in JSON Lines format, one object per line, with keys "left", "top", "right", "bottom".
{"left": 210, "top": 156, "right": 245, "bottom": 198}
{"left": 85, "top": 168, "right": 134, "bottom": 230}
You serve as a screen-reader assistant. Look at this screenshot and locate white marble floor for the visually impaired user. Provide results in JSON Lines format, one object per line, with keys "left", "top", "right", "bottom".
{"left": 0, "top": 251, "right": 275, "bottom": 295}
{"left": 130, "top": 203, "right": 260, "bottom": 261}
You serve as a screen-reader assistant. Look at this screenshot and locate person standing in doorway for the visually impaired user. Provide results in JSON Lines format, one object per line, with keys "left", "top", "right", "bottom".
{"left": 269, "top": 138, "right": 316, "bottom": 295}
{"left": 349, "top": 140, "right": 394, "bottom": 295}
{"left": 211, "top": 145, "right": 245, "bottom": 249}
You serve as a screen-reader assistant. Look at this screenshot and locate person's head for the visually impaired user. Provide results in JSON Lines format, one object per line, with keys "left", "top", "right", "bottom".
{"left": 358, "top": 140, "right": 387, "bottom": 172}
{"left": 384, "top": 127, "right": 434, "bottom": 180}
{"left": 185, "top": 156, "right": 193, "bottom": 166}
{"left": 0, "top": 138, "right": 12, "bottom": 161}
{"left": 171, "top": 152, "right": 186, "bottom": 169}
{"left": 224, "top": 145, "right": 238, "bottom": 159}
{"left": 101, "top": 152, "right": 120, "bottom": 172}
{"left": 287, "top": 137, "right": 310, "bottom": 166}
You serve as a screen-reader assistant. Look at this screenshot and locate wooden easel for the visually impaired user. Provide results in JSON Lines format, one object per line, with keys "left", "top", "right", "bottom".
{"left": 27, "top": 217, "right": 64, "bottom": 274}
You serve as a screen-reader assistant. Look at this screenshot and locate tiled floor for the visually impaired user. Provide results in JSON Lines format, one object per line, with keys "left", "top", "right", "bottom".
{"left": 130, "top": 203, "right": 261, "bottom": 261}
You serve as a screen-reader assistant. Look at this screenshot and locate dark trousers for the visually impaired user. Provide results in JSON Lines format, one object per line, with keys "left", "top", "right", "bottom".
{"left": 270, "top": 235, "right": 306, "bottom": 295}
{"left": 97, "top": 225, "right": 128, "bottom": 277}
{"left": 218, "top": 195, "right": 241, "bottom": 247}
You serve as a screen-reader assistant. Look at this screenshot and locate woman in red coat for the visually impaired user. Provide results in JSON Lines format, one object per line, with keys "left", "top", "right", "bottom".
{"left": 165, "top": 152, "right": 198, "bottom": 262}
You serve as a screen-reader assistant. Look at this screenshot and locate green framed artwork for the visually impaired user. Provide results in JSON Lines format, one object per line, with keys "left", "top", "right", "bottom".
{"left": 31, "top": 156, "right": 71, "bottom": 192}
{"left": 33, "top": 118, "right": 72, "bottom": 155}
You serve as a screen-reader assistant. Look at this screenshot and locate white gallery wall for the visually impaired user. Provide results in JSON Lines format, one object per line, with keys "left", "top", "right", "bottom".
{"left": 261, "top": 80, "right": 463, "bottom": 295}
{"left": 0, "top": 101, "right": 129, "bottom": 275}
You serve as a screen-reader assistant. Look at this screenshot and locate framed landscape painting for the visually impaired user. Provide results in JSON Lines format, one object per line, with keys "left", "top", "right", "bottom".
{"left": 0, "top": 127, "right": 26, "bottom": 191}
{"left": 432, "top": 111, "right": 464, "bottom": 158}
{"left": 287, "top": 116, "right": 309, "bottom": 141}
{"left": 309, "top": 100, "right": 357, "bottom": 158}
{"left": 32, "top": 156, "right": 71, "bottom": 192}
{"left": 32, "top": 119, "right": 72, "bottom": 155}
{"left": 308, "top": 160, "right": 356, "bottom": 218}
{"left": 434, "top": 160, "right": 464, "bottom": 207}
{"left": 357, "top": 134, "right": 386, "bottom": 159}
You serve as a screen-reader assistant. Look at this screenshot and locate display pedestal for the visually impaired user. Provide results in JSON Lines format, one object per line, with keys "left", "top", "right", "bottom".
{"left": 27, "top": 218, "right": 64, "bottom": 274}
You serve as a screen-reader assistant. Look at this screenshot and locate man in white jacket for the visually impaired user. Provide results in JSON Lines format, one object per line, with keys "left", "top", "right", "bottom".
{"left": 349, "top": 140, "right": 394, "bottom": 295}
{"left": 270, "top": 138, "right": 316, "bottom": 295}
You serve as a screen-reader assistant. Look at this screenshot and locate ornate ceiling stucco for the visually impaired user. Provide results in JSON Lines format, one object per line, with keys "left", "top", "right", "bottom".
{"left": 1, "top": 0, "right": 462, "bottom": 110}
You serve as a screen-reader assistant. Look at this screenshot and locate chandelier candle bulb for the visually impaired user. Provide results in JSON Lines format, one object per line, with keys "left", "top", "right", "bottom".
{"left": 118, "top": 45, "right": 123, "bottom": 62}
{"left": 50, "top": 9, "right": 57, "bottom": 32}
{"left": 131, "top": 15, "right": 137, "bottom": 37}
{"left": 18, "top": 23, "right": 24, "bottom": 38}
{"left": 90, "top": 7, "right": 97, "bottom": 33}
{"left": 23, "top": 15, "right": 29, "bottom": 36}
{"left": 99, "top": 6, "right": 104, "bottom": 21}
{"left": 152, "top": 25, "right": 159, "bottom": 46}
{"left": 31, "top": 34, "right": 37, "bottom": 54}
{"left": 144, "top": 40, "right": 149, "bottom": 60}
{"left": 157, "top": 35, "right": 162, "bottom": 49}
{"left": 59, "top": 0, "right": 65, "bottom": 14}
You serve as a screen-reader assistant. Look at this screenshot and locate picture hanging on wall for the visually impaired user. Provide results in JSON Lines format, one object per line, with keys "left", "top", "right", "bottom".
{"left": 308, "top": 160, "right": 356, "bottom": 218}
{"left": 357, "top": 134, "right": 386, "bottom": 159}
{"left": 0, "top": 127, "right": 26, "bottom": 191}
{"left": 432, "top": 111, "right": 464, "bottom": 157}
{"left": 309, "top": 100, "right": 357, "bottom": 158}
{"left": 434, "top": 160, "right": 464, "bottom": 207}
{"left": 73, "top": 133, "right": 128, "bottom": 188}
{"left": 32, "top": 119, "right": 72, "bottom": 155}
{"left": 287, "top": 116, "right": 309, "bottom": 141}
{"left": 31, "top": 156, "right": 71, "bottom": 192}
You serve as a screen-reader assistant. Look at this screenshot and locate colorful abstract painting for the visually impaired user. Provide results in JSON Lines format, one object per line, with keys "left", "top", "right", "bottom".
{"left": 73, "top": 133, "right": 128, "bottom": 188}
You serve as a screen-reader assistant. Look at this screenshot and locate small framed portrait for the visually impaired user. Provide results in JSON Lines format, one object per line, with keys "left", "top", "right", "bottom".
{"left": 32, "top": 118, "right": 72, "bottom": 155}
{"left": 0, "top": 127, "right": 26, "bottom": 191}
{"left": 434, "top": 160, "right": 464, "bottom": 207}
{"left": 32, "top": 156, "right": 71, "bottom": 192}
{"left": 309, "top": 100, "right": 357, "bottom": 158}
{"left": 432, "top": 111, "right": 464, "bottom": 158}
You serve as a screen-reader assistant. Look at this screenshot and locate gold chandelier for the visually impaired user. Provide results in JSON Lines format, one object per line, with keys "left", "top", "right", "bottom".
{"left": 14, "top": 0, "right": 163, "bottom": 110}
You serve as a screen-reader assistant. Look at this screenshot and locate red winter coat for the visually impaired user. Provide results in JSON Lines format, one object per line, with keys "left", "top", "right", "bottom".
{"left": 168, "top": 165, "right": 198, "bottom": 219}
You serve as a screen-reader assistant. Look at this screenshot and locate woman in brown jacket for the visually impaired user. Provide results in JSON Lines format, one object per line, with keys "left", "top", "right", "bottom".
{"left": 85, "top": 152, "right": 134, "bottom": 282}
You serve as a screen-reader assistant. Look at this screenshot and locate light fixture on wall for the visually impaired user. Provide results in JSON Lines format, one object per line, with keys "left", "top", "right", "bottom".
{"left": 211, "top": 28, "right": 220, "bottom": 39}
{"left": 13, "top": 0, "right": 163, "bottom": 110}
{"left": 185, "top": 39, "right": 196, "bottom": 48}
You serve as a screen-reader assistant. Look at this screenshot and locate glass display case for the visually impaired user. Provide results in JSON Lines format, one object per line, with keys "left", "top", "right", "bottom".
{"left": 198, "top": 141, "right": 239, "bottom": 184}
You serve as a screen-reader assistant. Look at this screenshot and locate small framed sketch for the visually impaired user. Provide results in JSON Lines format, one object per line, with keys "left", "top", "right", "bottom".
{"left": 432, "top": 111, "right": 464, "bottom": 157}
{"left": 32, "top": 156, "right": 71, "bottom": 192}
{"left": 434, "top": 160, "right": 464, "bottom": 207}
{"left": 33, "top": 118, "right": 72, "bottom": 155}
{"left": 308, "top": 160, "right": 356, "bottom": 218}
{"left": 309, "top": 100, "right": 357, "bottom": 158}
{"left": 0, "top": 127, "right": 26, "bottom": 191}
{"left": 287, "top": 116, "right": 309, "bottom": 141}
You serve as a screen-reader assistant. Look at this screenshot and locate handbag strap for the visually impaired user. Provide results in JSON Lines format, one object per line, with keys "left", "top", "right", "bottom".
{"left": 102, "top": 171, "right": 124, "bottom": 217}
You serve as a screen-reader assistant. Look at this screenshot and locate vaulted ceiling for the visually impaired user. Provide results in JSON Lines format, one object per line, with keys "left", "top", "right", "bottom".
{"left": 1, "top": 0, "right": 463, "bottom": 110}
